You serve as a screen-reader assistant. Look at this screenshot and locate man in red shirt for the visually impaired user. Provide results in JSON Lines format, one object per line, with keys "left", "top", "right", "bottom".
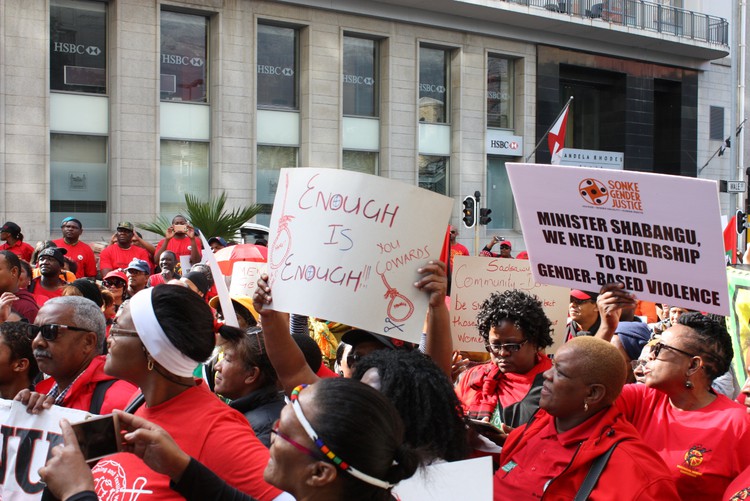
{"left": 0, "top": 222, "right": 34, "bottom": 262}
{"left": 153, "top": 215, "right": 202, "bottom": 266}
{"left": 99, "top": 222, "right": 153, "bottom": 276}
{"left": 448, "top": 226, "right": 469, "bottom": 269}
{"left": 52, "top": 217, "right": 97, "bottom": 279}
{"left": 23, "top": 296, "right": 136, "bottom": 414}
{"left": 28, "top": 248, "right": 68, "bottom": 307}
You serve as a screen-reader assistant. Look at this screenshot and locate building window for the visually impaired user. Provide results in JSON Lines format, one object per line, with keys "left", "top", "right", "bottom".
{"left": 419, "top": 46, "right": 449, "bottom": 124}
{"left": 487, "top": 157, "right": 514, "bottom": 229}
{"left": 419, "top": 155, "right": 449, "bottom": 195}
{"left": 257, "top": 146, "right": 298, "bottom": 225}
{"left": 50, "top": 0, "right": 106, "bottom": 94}
{"left": 343, "top": 151, "right": 378, "bottom": 175}
{"left": 343, "top": 36, "right": 378, "bottom": 117}
{"left": 487, "top": 55, "right": 513, "bottom": 129}
{"left": 160, "top": 140, "right": 209, "bottom": 216}
{"left": 50, "top": 134, "right": 108, "bottom": 228}
{"left": 161, "top": 11, "right": 208, "bottom": 103}
{"left": 257, "top": 24, "right": 298, "bottom": 109}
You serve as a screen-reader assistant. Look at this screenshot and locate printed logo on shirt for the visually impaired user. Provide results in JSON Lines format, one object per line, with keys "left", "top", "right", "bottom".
{"left": 676, "top": 444, "right": 711, "bottom": 477}
{"left": 77, "top": 254, "right": 84, "bottom": 261}
{"left": 728, "top": 487, "right": 750, "bottom": 501}
{"left": 92, "top": 459, "right": 153, "bottom": 500}
{"left": 501, "top": 460, "right": 517, "bottom": 473}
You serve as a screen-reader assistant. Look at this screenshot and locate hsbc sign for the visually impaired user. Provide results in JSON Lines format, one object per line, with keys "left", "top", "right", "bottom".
{"left": 487, "top": 131, "right": 523, "bottom": 157}
{"left": 53, "top": 42, "right": 102, "bottom": 56}
{"left": 162, "top": 53, "right": 205, "bottom": 67}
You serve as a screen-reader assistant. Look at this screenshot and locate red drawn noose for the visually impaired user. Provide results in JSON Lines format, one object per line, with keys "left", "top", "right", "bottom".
{"left": 269, "top": 173, "right": 294, "bottom": 270}
{"left": 379, "top": 271, "right": 415, "bottom": 323}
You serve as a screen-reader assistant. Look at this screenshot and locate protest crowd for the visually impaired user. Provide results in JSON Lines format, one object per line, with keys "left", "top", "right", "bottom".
{"left": 0, "top": 207, "right": 749, "bottom": 501}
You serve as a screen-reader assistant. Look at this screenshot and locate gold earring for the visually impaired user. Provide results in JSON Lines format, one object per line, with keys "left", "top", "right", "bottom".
{"left": 584, "top": 402, "right": 589, "bottom": 413}
{"left": 147, "top": 358, "right": 154, "bottom": 371}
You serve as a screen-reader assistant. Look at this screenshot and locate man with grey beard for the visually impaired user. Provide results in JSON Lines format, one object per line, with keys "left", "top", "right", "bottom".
{"left": 16, "top": 296, "right": 137, "bottom": 414}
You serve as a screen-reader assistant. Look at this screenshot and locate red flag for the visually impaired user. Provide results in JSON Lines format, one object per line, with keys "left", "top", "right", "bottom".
{"left": 724, "top": 214, "right": 737, "bottom": 264}
{"left": 548, "top": 101, "right": 571, "bottom": 164}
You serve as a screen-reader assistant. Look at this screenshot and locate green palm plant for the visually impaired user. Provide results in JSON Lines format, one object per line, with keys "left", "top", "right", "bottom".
{"left": 137, "top": 192, "right": 263, "bottom": 242}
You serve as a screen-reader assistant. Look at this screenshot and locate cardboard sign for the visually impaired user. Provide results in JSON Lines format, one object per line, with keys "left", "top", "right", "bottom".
{"left": 450, "top": 256, "right": 570, "bottom": 352}
{"left": 0, "top": 400, "right": 91, "bottom": 500}
{"left": 266, "top": 168, "right": 453, "bottom": 343}
{"left": 507, "top": 163, "right": 729, "bottom": 316}
{"left": 393, "top": 456, "right": 492, "bottom": 500}
{"left": 229, "top": 261, "right": 266, "bottom": 296}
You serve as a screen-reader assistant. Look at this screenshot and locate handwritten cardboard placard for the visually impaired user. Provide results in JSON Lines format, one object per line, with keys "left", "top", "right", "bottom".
{"left": 266, "top": 168, "right": 453, "bottom": 343}
{"left": 450, "top": 256, "right": 570, "bottom": 352}
{"left": 393, "top": 456, "right": 492, "bottom": 500}
{"left": 229, "top": 261, "right": 266, "bottom": 296}
{"left": 506, "top": 163, "right": 729, "bottom": 315}
{"left": 0, "top": 399, "right": 90, "bottom": 500}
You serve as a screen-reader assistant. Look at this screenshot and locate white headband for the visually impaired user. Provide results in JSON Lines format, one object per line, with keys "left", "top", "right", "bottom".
{"left": 130, "top": 288, "right": 198, "bottom": 378}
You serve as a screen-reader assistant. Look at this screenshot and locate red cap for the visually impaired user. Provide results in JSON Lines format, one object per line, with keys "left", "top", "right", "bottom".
{"left": 103, "top": 270, "right": 127, "bottom": 282}
{"left": 571, "top": 289, "right": 598, "bottom": 301}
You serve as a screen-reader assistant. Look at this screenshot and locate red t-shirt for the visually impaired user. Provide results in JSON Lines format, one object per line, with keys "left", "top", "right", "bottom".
{"left": 156, "top": 236, "right": 202, "bottom": 258}
{"left": 616, "top": 384, "right": 750, "bottom": 501}
{"left": 91, "top": 381, "right": 282, "bottom": 501}
{"left": 99, "top": 244, "right": 153, "bottom": 272}
{"left": 29, "top": 277, "right": 64, "bottom": 307}
{"left": 724, "top": 464, "right": 750, "bottom": 500}
{"left": 52, "top": 238, "right": 97, "bottom": 278}
{"left": 450, "top": 243, "right": 470, "bottom": 268}
{"left": 0, "top": 240, "right": 34, "bottom": 262}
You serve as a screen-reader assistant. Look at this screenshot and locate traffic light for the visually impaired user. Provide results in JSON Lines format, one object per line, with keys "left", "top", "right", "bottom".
{"left": 737, "top": 209, "right": 748, "bottom": 235}
{"left": 462, "top": 196, "right": 476, "bottom": 228}
{"left": 479, "top": 208, "right": 492, "bottom": 226}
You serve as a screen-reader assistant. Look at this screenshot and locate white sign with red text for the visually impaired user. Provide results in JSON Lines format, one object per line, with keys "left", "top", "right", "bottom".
{"left": 266, "top": 168, "right": 453, "bottom": 344}
{"left": 450, "top": 256, "right": 569, "bottom": 352}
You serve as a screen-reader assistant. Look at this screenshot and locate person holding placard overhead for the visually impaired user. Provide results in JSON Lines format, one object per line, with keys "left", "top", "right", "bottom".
{"left": 455, "top": 289, "right": 554, "bottom": 443}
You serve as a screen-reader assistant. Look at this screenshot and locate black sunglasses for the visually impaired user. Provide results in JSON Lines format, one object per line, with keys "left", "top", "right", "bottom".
{"left": 650, "top": 341, "right": 695, "bottom": 360}
{"left": 28, "top": 323, "right": 90, "bottom": 341}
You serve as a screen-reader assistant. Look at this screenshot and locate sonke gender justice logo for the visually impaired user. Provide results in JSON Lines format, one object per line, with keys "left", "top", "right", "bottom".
{"left": 578, "top": 178, "right": 643, "bottom": 211}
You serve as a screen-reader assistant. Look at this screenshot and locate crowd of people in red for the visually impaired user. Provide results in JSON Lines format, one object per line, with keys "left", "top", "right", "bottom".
{"left": 0, "top": 217, "right": 748, "bottom": 500}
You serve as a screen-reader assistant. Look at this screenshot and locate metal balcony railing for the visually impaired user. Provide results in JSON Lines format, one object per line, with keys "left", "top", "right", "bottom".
{"left": 502, "top": 0, "right": 729, "bottom": 46}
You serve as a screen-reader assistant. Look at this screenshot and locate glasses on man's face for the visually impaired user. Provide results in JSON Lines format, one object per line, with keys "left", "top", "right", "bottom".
{"left": 485, "top": 339, "right": 528, "bottom": 355}
{"left": 271, "top": 421, "right": 324, "bottom": 460}
{"left": 650, "top": 341, "right": 696, "bottom": 360}
{"left": 28, "top": 324, "right": 90, "bottom": 342}
{"left": 570, "top": 298, "right": 594, "bottom": 306}
{"left": 103, "top": 280, "right": 125, "bottom": 289}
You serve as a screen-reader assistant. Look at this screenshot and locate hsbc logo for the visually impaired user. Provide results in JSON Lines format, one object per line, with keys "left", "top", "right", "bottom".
{"left": 343, "top": 74, "right": 375, "bottom": 85}
{"left": 258, "top": 65, "right": 294, "bottom": 77}
{"left": 53, "top": 42, "right": 102, "bottom": 56}
{"left": 162, "top": 53, "right": 205, "bottom": 66}
{"left": 490, "top": 140, "right": 518, "bottom": 150}
{"left": 419, "top": 83, "right": 446, "bottom": 93}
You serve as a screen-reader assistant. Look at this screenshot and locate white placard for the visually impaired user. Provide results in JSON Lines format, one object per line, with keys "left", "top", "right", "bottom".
{"left": 0, "top": 399, "right": 91, "bottom": 500}
{"left": 507, "top": 163, "right": 730, "bottom": 315}
{"left": 450, "top": 256, "right": 570, "bottom": 352}
{"left": 229, "top": 261, "right": 266, "bottom": 296}
{"left": 266, "top": 168, "right": 453, "bottom": 343}
{"left": 393, "top": 456, "right": 492, "bottom": 501}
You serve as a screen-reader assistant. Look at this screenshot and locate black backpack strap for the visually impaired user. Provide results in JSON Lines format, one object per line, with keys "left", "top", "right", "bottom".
{"left": 89, "top": 379, "right": 117, "bottom": 414}
{"left": 124, "top": 392, "right": 146, "bottom": 413}
{"left": 573, "top": 439, "right": 624, "bottom": 501}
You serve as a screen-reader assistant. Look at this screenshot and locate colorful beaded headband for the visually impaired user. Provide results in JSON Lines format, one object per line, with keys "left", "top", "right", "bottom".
{"left": 289, "top": 384, "right": 395, "bottom": 490}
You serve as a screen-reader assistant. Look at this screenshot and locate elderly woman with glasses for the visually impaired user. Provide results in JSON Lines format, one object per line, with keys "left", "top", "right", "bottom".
{"left": 612, "top": 312, "right": 750, "bottom": 500}
{"left": 455, "top": 289, "right": 554, "bottom": 443}
{"left": 89, "top": 285, "right": 287, "bottom": 501}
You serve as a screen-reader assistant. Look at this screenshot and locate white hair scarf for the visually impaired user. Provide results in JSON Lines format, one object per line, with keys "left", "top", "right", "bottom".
{"left": 130, "top": 288, "right": 198, "bottom": 378}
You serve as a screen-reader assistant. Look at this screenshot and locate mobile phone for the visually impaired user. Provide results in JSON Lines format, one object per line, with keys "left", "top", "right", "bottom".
{"left": 173, "top": 224, "right": 187, "bottom": 234}
{"left": 468, "top": 418, "right": 502, "bottom": 434}
{"left": 70, "top": 414, "right": 123, "bottom": 462}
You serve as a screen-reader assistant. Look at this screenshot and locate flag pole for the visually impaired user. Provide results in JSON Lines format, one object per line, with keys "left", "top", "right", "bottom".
{"left": 525, "top": 96, "right": 574, "bottom": 162}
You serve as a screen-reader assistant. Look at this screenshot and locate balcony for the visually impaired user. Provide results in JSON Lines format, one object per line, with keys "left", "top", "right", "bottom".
{"left": 513, "top": 0, "right": 728, "bottom": 46}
